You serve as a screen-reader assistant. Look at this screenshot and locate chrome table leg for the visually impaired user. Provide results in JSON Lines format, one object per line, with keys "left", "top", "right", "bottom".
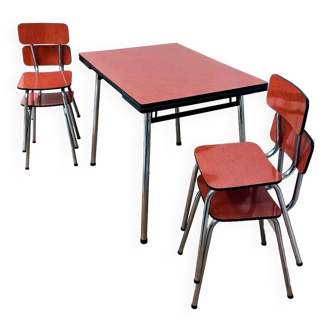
{"left": 259, "top": 219, "right": 267, "bottom": 246}
{"left": 237, "top": 95, "right": 246, "bottom": 142}
{"left": 175, "top": 107, "right": 181, "bottom": 145}
{"left": 90, "top": 74, "right": 101, "bottom": 166}
{"left": 141, "top": 112, "right": 152, "bottom": 244}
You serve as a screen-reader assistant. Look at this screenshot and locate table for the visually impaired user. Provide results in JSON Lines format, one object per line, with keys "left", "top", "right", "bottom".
{"left": 79, "top": 43, "right": 267, "bottom": 244}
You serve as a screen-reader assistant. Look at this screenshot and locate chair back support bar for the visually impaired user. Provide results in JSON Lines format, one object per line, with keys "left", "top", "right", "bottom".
{"left": 18, "top": 23, "right": 69, "bottom": 45}
{"left": 267, "top": 74, "right": 309, "bottom": 135}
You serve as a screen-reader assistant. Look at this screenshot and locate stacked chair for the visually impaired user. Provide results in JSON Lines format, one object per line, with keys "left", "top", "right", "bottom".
{"left": 17, "top": 23, "right": 80, "bottom": 169}
{"left": 178, "top": 74, "right": 314, "bottom": 309}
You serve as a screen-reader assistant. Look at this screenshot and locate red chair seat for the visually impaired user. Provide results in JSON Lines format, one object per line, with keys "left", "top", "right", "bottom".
{"left": 17, "top": 71, "right": 72, "bottom": 90}
{"left": 20, "top": 91, "right": 74, "bottom": 107}
{"left": 197, "top": 175, "right": 281, "bottom": 221}
{"left": 194, "top": 142, "right": 282, "bottom": 191}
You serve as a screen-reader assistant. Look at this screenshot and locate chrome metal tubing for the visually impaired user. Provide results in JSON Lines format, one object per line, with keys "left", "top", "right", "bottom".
{"left": 30, "top": 45, "right": 39, "bottom": 72}
{"left": 67, "top": 103, "right": 81, "bottom": 142}
{"left": 175, "top": 107, "right": 182, "bottom": 145}
{"left": 277, "top": 149, "right": 284, "bottom": 174}
{"left": 67, "top": 86, "right": 81, "bottom": 118}
{"left": 286, "top": 173, "right": 304, "bottom": 211}
{"left": 270, "top": 218, "right": 293, "bottom": 298}
{"left": 22, "top": 90, "right": 29, "bottom": 152}
{"left": 61, "top": 89, "right": 78, "bottom": 166}
{"left": 282, "top": 134, "right": 302, "bottom": 180}
{"left": 25, "top": 107, "right": 32, "bottom": 169}
{"left": 32, "top": 107, "right": 36, "bottom": 143}
{"left": 259, "top": 219, "right": 267, "bottom": 246}
{"left": 192, "top": 219, "right": 218, "bottom": 309}
{"left": 58, "top": 44, "right": 64, "bottom": 71}
{"left": 63, "top": 90, "right": 78, "bottom": 149}
{"left": 237, "top": 95, "right": 246, "bottom": 142}
{"left": 141, "top": 112, "right": 152, "bottom": 244}
{"left": 181, "top": 164, "right": 199, "bottom": 231}
{"left": 178, "top": 191, "right": 201, "bottom": 255}
{"left": 265, "top": 143, "right": 278, "bottom": 158}
{"left": 271, "top": 184, "right": 302, "bottom": 266}
{"left": 90, "top": 74, "right": 101, "bottom": 166}
{"left": 194, "top": 189, "right": 216, "bottom": 283}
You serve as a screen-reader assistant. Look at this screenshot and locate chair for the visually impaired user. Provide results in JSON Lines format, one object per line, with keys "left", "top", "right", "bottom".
{"left": 17, "top": 23, "right": 80, "bottom": 169}
{"left": 178, "top": 74, "right": 314, "bottom": 308}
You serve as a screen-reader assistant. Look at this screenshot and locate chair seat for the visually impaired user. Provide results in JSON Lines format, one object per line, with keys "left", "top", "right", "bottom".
{"left": 20, "top": 91, "right": 74, "bottom": 107}
{"left": 194, "top": 142, "right": 282, "bottom": 191}
{"left": 197, "top": 175, "right": 281, "bottom": 221}
{"left": 17, "top": 70, "right": 72, "bottom": 90}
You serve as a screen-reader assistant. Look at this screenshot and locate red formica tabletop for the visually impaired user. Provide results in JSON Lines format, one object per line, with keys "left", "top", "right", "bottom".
{"left": 79, "top": 43, "right": 267, "bottom": 113}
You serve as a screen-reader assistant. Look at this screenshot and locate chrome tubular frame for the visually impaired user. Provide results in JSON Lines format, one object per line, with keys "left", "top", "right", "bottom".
{"left": 30, "top": 45, "right": 39, "bottom": 72}
{"left": 141, "top": 112, "right": 152, "bottom": 244}
{"left": 194, "top": 189, "right": 216, "bottom": 283}
{"left": 282, "top": 134, "right": 302, "bottom": 179}
{"left": 178, "top": 191, "right": 201, "bottom": 255}
{"left": 58, "top": 44, "right": 64, "bottom": 71}
{"left": 68, "top": 86, "right": 81, "bottom": 118}
{"left": 22, "top": 90, "right": 29, "bottom": 152}
{"left": 175, "top": 107, "right": 182, "bottom": 145}
{"left": 192, "top": 219, "right": 218, "bottom": 309}
{"left": 25, "top": 107, "right": 32, "bottom": 170}
{"left": 68, "top": 103, "right": 80, "bottom": 140}
{"left": 277, "top": 149, "right": 284, "bottom": 173}
{"left": 259, "top": 219, "right": 267, "bottom": 246}
{"left": 61, "top": 88, "right": 78, "bottom": 166}
{"left": 270, "top": 218, "right": 293, "bottom": 298}
{"left": 32, "top": 107, "right": 36, "bottom": 143}
{"left": 181, "top": 164, "right": 199, "bottom": 231}
{"left": 286, "top": 173, "right": 304, "bottom": 211}
{"left": 237, "top": 95, "right": 246, "bottom": 142}
{"left": 90, "top": 74, "right": 101, "bottom": 166}
{"left": 266, "top": 113, "right": 281, "bottom": 158}
{"left": 270, "top": 183, "right": 302, "bottom": 266}
{"left": 192, "top": 217, "right": 293, "bottom": 309}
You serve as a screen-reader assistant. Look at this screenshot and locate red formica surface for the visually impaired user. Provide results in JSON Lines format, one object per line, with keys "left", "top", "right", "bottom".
{"left": 195, "top": 142, "right": 282, "bottom": 191}
{"left": 79, "top": 43, "right": 267, "bottom": 110}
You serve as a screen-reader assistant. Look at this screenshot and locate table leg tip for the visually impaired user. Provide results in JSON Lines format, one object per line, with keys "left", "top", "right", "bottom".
{"left": 25, "top": 167, "right": 29, "bottom": 170}
{"left": 74, "top": 163, "right": 78, "bottom": 167}
{"left": 176, "top": 142, "right": 182, "bottom": 146}
{"left": 90, "top": 163, "right": 96, "bottom": 166}
{"left": 178, "top": 250, "right": 183, "bottom": 255}
{"left": 297, "top": 262, "right": 303, "bottom": 267}
{"left": 288, "top": 295, "right": 294, "bottom": 299}
{"left": 261, "top": 241, "right": 267, "bottom": 246}
{"left": 191, "top": 304, "right": 197, "bottom": 309}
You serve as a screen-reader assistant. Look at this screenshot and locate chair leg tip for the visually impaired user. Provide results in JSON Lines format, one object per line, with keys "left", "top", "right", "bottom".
{"left": 288, "top": 294, "right": 294, "bottom": 299}
{"left": 261, "top": 241, "right": 267, "bottom": 246}
{"left": 140, "top": 239, "right": 148, "bottom": 244}
{"left": 175, "top": 140, "right": 183, "bottom": 148}
{"left": 176, "top": 251, "right": 184, "bottom": 257}
{"left": 25, "top": 167, "right": 29, "bottom": 170}
{"left": 190, "top": 304, "right": 199, "bottom": 311}
{"left": 181, "top": 226, "right": 186, "bottom": 231}
{"left": 32, "top": 141, "right": 36, "bottom": 144}
{"left": 295, "top": 261, "right": 304, "bottom": 269}
{"left": 194, "top": 279, "right": 200, "bottom": 284}
{"left": 90, "top": 163, "right": 96, "bottom": 166}
{"left": 23, "top": 150, "right": 26, "bottom": 153}
{"left": 74, "top": 163, "right": 78, "bottom": 167}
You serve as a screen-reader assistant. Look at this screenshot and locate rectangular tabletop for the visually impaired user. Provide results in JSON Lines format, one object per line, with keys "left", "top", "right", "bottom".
{"left": 79, "top": 43, "right": 267, "bottom": 113}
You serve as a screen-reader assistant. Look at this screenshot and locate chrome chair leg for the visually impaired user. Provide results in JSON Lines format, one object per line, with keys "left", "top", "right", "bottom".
{"left": 271, "top": 184, "right": 302, "bottom": 266}
{"left": 61, "top": 89, "right": 78, "bottom": 168}
{"left": 178, "top": 191, "right": 201, "bottom": 255}
{"left": 192, "top": 219, "right": 218, "bottom": 309}
{"left": 32, "top": 107, "right": 36, "bottom": 143}
{"left": 181, "top": 164, "right": 199, "bottom": 231}
{"left": 194, "top": 189, "right": 215, "bottom": 284}
{"left": 24, "top": 107, "right": 31, "bottom": 171}
{"left": 68, "top": 86, "right": 80, "bottom": 118}
{"left": 22, "top": 90, "right": 29, "bottom": 152}
{"left": 237, "top": 95, "right": 246, "bottom": 142}
{"left": 259, "top": 219, "right": 267, "bottom": 246}
{"left": 270, "top": 218, "right": 293, "bottom": 299}
{"left": 65, "top": 100, "right": 78, "bottom": 149}
{"left": 68, "top": 103, "right": 81, "bottom": 142}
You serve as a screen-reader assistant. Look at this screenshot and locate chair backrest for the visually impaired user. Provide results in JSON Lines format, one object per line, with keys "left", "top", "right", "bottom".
{"left": 18, "top": 23, "right": 69, "bottom": 45}
{"left": 270, "top": 115, "right": 314, "bottom": 174}
{"left": 22, "top": 45, "right": 72, "bottom": 67}
{"left": 267, "top": 74, "right": 309, "bottom": 135}
{"left": 18, "top": 23, "right": 71, "bottom": 68}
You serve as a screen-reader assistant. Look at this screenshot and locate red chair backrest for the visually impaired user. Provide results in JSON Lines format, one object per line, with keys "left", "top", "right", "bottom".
{"left": 22, "top": 45, "right": 71, "bottom": 66}
{"left": 267, "top": 74, "right": 309, "bottom": 135}
{"left": 18, "top": 23, "right": 69, "bottom": 45}
{"left": 270, "top": 115, "right": 314, "bottom": 174}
